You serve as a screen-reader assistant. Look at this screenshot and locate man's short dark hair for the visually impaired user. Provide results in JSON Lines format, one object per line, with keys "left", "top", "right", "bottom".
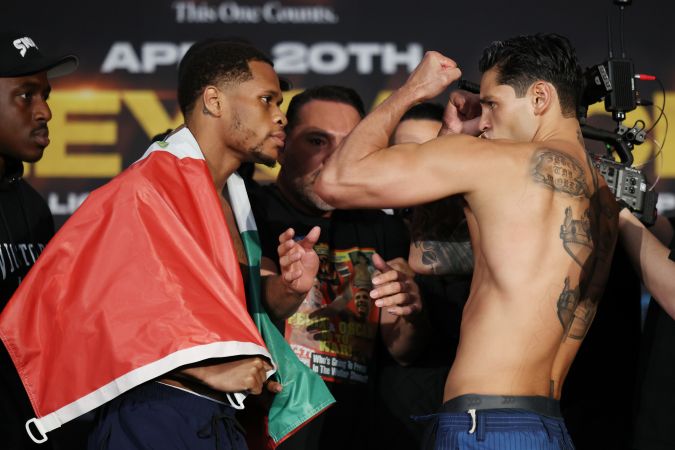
{"left": 285, "top": 85, "right": 365, "bottom": 131}
{"left": 178, "top": 39, "right": 272, "bottom": 117}
{"left": 478, "top": 33, "right": 582, "bottom": 118}
{"left": 401, "top": 102, "right": 444, "bottom": 123}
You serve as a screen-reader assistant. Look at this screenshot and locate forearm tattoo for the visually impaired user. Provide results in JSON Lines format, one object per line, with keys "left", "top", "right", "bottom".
{"left": 411, "top": 197, "right": 473, "bottom": 275}
{"left": 413, "top": 232, "right": 473, "bottom": 275}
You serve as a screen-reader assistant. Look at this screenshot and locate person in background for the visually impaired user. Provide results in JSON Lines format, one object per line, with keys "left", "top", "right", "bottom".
{"left": 0, "top": 30, "right": 77, "bottom": 450}
{"left": 248, "top": 85, "right": 427, "bottom": 450}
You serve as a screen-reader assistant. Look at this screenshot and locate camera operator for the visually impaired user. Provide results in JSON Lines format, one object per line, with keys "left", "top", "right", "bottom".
{"left": 619, "top": 210, "right": 675, "bottom": 317}
{"left": 623, "top": 210, "right": 675, "bottom": 450}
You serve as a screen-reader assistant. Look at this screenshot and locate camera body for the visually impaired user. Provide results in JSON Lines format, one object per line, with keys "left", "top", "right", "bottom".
{"left": 591, "top": 154, "right": 658, "bottom": 224}
{"left": 579, "top": 0, "right": 658, "bottom": 224}
{"left": 581, "top": 59, "right": 637, "bottom": 120}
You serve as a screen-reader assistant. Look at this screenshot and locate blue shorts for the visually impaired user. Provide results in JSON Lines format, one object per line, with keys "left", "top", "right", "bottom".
{"left": 88, "top": 382, "right": 247, "bottom": 450}
{"left": 415, "top": 395, "right": 575, "bottom": 450}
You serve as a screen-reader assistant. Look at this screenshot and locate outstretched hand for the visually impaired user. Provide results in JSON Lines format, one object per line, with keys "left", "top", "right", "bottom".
{"left": 441, "top": 90, "right": 482, "bottom": 136}
{"left": 277, "top": 226, "right": 321, "bottom": 296}
{"left": 404, "top": 51, "right": 462, "bottom": 103}
{"left": 370, "top": 254, "right": 422, "bottom": 316}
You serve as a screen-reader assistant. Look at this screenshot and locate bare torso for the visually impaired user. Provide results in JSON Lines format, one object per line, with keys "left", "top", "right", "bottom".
{"left": 443, "top": 143, "right": 618, "bottom": 401}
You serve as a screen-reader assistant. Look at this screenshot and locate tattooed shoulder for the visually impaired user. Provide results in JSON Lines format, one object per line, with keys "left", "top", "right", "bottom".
{"left": 530, "top": 149, "right": 591, "bottom": 198}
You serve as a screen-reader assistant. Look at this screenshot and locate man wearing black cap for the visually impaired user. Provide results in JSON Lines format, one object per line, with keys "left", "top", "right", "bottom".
{"left": 0, "top": 31, "right": 77, "bottom": 449}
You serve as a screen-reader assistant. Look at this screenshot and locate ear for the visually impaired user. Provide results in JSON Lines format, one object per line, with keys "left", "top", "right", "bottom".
{"left": 530, "top": 81, "right": 554, "bottom": 115}
{"left": 201, "top": 85, "right": 223, "bottom": 117}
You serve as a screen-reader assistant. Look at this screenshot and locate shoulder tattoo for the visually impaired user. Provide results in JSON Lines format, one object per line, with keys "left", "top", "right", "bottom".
{"left": 531, "top": 149, "right": 591, "bottom": 198}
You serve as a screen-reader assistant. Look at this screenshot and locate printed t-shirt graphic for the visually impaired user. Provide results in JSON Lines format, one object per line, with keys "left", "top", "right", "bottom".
{"left": 287, "top": 246, "right": 378, "bottom": 384}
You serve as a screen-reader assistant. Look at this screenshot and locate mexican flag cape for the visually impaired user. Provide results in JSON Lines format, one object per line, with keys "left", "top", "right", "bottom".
{"left": 0, "top": 127, "right": 333, "bottom": 445}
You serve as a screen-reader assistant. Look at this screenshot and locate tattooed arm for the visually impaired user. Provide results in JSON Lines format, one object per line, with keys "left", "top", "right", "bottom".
{"left": 408, "top": 196, "right": 473, "bottom": 275}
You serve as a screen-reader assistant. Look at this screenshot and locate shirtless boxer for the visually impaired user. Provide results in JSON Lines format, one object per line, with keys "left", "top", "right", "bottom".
{"left": 316, "top": 34, "right": 618, "bottom": 449}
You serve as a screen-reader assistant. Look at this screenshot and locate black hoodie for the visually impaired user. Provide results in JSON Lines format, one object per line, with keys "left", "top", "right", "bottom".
{"left": 0, "top": 157, "right": 54, "bottom": 311}
{"left": 0, "top": 156, "right": 56, "bottom": 450}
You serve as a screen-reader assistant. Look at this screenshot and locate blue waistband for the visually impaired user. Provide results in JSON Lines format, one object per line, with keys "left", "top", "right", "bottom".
{"left": 437, "top": 409, "right": 566, "bottom": 433}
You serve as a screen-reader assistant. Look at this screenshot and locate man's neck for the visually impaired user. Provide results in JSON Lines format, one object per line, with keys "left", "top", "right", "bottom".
{"left": 187, "top": 123, "right": 240, "bottom": 192}
{"left": 532, "top": 116, "right": 583, "bottom": 149}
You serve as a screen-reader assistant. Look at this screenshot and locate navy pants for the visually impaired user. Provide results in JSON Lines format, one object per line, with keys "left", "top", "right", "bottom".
{"left": 88, "top": 382, "right": 247, "bottom": 450}
{"left": 419, "top": 409, "right": 575, "bottom": 450}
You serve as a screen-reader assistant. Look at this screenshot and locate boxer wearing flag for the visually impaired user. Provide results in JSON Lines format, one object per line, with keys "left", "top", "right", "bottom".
{"left": 0, "top": 39, "right": 333, "bottom": 449}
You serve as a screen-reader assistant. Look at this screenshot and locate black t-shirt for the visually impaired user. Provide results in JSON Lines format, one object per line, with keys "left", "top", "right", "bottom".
{"left": 249, "top": 182, "right": 409, "bottom": 450}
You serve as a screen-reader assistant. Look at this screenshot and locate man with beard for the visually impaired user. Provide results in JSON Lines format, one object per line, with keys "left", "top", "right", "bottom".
{"left": 317, "top": 34, "right": 619, "bottom": 449}
{"left": 248, "top": 85, "right": 426, "bottom": 450}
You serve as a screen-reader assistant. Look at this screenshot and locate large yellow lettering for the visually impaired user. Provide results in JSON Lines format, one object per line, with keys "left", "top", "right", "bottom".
{"left": 650, "top": 91, "right": 675, "bottom": 178}
{"left": 371, "top": 90, "right": 392, "bottom": 108}
{"left": 281, "top": 89, "right": 302, "bottom": 114}
{"left": 254, "top": 163, "right": 281, "bottom": 182}
{"left": 19, "top": 86, "right": 426, "bottom": 178}
{"left": 122, "top": 91, "right": 183, "bottom": 139}
{"left": 35, "top": 90, "right": 122, "bottom": 177}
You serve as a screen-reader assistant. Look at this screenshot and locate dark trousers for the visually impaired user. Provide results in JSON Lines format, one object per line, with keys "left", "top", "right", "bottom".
{"left": 88, "top": 382, "right": 247, "bottom": 450}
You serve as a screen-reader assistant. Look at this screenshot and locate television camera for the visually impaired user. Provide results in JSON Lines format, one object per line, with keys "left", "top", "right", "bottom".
{"left": 578, "top": 0, "right": 660, "bottom": 224}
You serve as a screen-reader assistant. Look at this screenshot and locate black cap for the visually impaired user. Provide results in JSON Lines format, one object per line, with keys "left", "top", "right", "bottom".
{"left": 0, "top": 31, "right": 78, "bottom": 78}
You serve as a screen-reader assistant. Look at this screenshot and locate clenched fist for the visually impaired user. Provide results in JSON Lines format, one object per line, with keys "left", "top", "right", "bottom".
{"left": 404, "top": 51, "right": 462, "bottom": 103}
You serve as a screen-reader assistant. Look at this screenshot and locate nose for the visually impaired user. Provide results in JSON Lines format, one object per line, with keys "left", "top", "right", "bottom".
{"left": 275, "top": 106, "right": 287, "bottom": 128}
{"left": 34, "top": 97, "right": 52, "bottom": 123}
{"left": 478, "top": 114, "right": 490, "bottom": 134}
